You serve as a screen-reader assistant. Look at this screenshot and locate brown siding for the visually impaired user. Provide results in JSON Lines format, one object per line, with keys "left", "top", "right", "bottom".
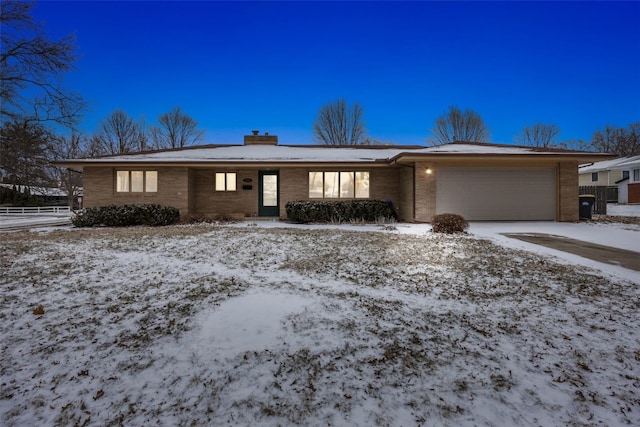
{"left": 629, "top": 183, "right": 640, "bottom": 203}
{"left": 558, "top": 161, "right": 578, "bottom": 222}
{"left": 83, "top": 166, "right": 189, "bottom": 216}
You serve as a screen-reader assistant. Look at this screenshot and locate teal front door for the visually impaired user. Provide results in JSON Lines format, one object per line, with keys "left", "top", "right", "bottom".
{"left": 258, "top": 171, "right": 279, "bottom": 216}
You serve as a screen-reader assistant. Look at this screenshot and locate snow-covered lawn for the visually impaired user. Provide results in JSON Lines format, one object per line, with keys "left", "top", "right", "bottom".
{"left": 1, "top": 224, "right": 639, "bottom": 426}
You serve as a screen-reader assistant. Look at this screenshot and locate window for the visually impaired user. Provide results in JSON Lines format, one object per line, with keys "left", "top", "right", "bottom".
{"left": 116, "top": 170, "right": 157, "bottom": 193}
{"left": 591, "top": 172, "right": 598, "bottom": 182}
{"left": 308, "top": 171, "right": 369, "bottom": 199}
{"left": 215, "top": 172, "right": 236, "bottom": 191}
{"left": 634, "top": 169, "right": 640, "bottom": 182}
{"left": 622, "top": 170, "right": 630, "bottom": 180}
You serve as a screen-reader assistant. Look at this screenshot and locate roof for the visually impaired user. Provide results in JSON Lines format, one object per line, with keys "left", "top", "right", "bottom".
{"left": 55, "top": 142, "right": 615, "bottom": 171}
{"left": 578, "top": 155, "right": 640, "bottom": 173}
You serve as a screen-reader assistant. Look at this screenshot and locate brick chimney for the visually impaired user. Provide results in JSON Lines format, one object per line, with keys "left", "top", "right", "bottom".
{"left": 244, "top": 130, "right": 278, "bottom": 145}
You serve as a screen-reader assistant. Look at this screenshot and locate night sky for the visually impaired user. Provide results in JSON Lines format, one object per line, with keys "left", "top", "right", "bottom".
{"left": 32, "top": 1, "right": 640, "bottom": 145}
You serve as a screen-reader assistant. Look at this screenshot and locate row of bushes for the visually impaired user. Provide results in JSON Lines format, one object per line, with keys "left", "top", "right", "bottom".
{"left": 72, "top": 204, "right": 180, "bottom": 227}
{"left": 70, "top": 201, "right": 468, "bottom": 233}
{"left": 285, "top": 200, "right": 398, "bottom": 223}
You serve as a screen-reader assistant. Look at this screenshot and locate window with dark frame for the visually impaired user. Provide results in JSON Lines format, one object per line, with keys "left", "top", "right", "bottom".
{"left": 591, "top": 172, "right": 598, "bottom": 182}
{"left": 308, "top": 171, "right": 369, "bottom": 199}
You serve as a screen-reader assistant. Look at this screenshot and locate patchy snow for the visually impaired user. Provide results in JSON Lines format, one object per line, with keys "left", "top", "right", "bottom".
{"left": 0, "top": 214, "right": 72, "bottom": 229}
{"left": 1, "top": 223, "right": 639, "bottom": 426}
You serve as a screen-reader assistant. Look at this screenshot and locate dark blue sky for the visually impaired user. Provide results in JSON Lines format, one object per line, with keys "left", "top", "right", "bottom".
{"left": 34, "top": 1, "right": 640, "bottom": 145}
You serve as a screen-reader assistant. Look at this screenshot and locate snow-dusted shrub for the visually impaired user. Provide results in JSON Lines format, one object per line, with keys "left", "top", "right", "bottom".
{"left": 72, "top": 204, "right": 180, "bottom": 227}
{"left": 431, "top": 213, "right": 468, "bottom": 234}
{"left": 285, "top": 200, "right": 397, "bottom": 223}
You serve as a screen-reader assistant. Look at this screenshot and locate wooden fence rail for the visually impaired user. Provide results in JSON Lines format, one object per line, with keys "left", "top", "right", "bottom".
{"left": 578, "top": 186, "right": 618, "bottom": 215}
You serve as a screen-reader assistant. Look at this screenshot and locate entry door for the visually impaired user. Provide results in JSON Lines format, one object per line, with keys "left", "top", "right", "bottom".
{"left": 258, "top": 171, "right": 279, "bottom": 216}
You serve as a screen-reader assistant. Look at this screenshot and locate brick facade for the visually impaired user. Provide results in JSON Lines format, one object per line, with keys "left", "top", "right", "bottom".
{"left": 80, "top": 157, "right": 585, "bottom": 223}
{"left": 83, "top": 166, "right": 190, "bottom": 215}
{"left": 414, "top": 162, "right": 436, "bottom": 222}
{"left": 558, "top": 161, "right": 579, "bottom": 222}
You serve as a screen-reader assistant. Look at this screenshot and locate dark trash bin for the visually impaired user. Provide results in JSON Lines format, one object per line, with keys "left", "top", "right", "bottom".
{"left": 579, "top": 194, "right": 596, "bottom": 220}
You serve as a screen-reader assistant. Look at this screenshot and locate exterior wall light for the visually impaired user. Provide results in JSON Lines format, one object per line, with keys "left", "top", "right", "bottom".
{"left": 426, "top": 167, "right": 433, "bottom": 175}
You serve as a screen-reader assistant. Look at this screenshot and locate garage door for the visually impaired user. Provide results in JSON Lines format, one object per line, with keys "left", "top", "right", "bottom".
{"left": 436, "top": 167, "right": 556, "bottom": 220}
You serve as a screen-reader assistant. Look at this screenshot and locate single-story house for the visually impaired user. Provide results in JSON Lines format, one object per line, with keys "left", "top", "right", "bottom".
{"left": 56, "top": 132, "right": 613, "bottom": 222}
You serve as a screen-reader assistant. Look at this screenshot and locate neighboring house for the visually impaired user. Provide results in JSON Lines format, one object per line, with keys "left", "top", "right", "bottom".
{"left": 0, "top": 183, "right": 83, "bottom": 207}
{"left": 55, "top": 132, "right": 612, "bottom": 222}
{"left": 578, "top": 155, "right": 640, "bottom": 186}
{"left": 607, "top": 157, "right": 640, "bottom": 204}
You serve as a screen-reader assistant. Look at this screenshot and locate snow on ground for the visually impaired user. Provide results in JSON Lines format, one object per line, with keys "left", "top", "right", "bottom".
{"left": 0, "top": 214, "right": 72, "bottom": 229}
{"left": 1, "top": 223, "right": 639, "bottom": 426}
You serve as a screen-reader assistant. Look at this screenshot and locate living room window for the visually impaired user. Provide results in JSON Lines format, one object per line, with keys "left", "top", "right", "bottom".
{"left": 215, "top": 172, "right": 237, "bottom": 191}
{"left": 116, "top": 170, "right": 157, "bottom": 193}
{"left": 308, "top": 171, "right": 369, "bottom": 199}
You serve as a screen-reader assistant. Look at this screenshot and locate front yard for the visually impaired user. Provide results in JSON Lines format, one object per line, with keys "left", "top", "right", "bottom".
{"left": 1, "top": 225, "right": 638, "bottom": 426}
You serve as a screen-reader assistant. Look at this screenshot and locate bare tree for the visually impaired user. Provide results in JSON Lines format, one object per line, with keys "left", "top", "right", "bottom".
{"left": 591, "top": 122, "right": 640, "bottom": 156}
{"left": 50, "top": 132, "right": 85, "bottom": 207}
{"left": 0, "top": 1, "right": 85, "bottom": 127}
{"left": 515, "top": 123, "right": 561, "bottom": 147}
{"left": 91, "top": 110, "right": 141, "bottom": 155}
{"left": 428, "top": 106, "right": 490, "bottom": 145}
{"left": 313, "top": 99, "right": 367, "bottom": 145}
{"left": 151, "top": 106, "right": 204, "bottom": 149}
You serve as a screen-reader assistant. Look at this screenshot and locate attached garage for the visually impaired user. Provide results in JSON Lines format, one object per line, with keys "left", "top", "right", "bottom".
{"left": 436, "top": 167, "right": 557, "bottom": 221}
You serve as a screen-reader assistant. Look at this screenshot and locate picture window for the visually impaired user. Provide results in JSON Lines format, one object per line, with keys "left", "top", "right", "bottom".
{"left": 308, "top": 171, "right": 369, "bottom": 199}
{"left": 116, "top": 170, "right": 157, "bottom": 193}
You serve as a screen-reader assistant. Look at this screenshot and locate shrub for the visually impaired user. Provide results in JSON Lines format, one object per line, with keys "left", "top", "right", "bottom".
{"left": 431, "top": 213, "right": 468, "bottom": 234}
{"left": 285, "top": 200, "right": 397, "bottom": 223}
{"left": 72, "top": 204, "right": 180, "bottom": 227}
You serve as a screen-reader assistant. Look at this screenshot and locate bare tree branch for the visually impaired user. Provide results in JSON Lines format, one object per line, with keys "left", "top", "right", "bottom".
{"left": 515, "top": 123, "right": 561, "bottom": 147}
{"left": 591, "top": 123, "right": 640, "bottom": 156}
{"left": 151, "top": 106, "right": 204, "bottom": 149}
{"left": 428, "top": 106, "right": 490, "bottom": 145}
{"left": 0, "top": 1, "right": 85, "bottom": 127}
{"left": 313, "top": 99, "right": 367, "bottom": 145}
{"left": 91, "top": 110, "right": 141, "bottom": 155}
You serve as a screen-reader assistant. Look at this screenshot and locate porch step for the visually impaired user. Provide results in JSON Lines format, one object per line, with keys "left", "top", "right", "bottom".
{"left": 243, "top": 217, "right": 281, "bottom": 222}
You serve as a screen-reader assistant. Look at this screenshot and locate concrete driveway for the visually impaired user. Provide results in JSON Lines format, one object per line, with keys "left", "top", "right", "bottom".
{"left": 502, "top": 233, "right": 640, "bottom": 271}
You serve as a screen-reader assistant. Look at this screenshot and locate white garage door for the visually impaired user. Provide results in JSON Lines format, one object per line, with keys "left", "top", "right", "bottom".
{"left": 436, "top": 167, "right": 556, "bottom": 220}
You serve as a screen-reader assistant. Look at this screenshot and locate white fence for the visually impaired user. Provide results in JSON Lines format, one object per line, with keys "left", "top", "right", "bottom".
{"left": 0, "top": 206, "right": 72, "bottom": 215}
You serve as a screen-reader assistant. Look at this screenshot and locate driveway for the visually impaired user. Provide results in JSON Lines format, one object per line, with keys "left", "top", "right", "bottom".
{"left": 502, "top": 233, "right": 640, "bottom": 271}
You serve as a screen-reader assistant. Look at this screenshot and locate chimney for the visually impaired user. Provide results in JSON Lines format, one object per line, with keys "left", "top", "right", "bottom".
{"left": 244, "top": 130, "right": 278, "bottom": 145}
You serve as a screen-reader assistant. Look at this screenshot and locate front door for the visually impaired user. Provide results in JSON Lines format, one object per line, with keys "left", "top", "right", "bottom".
{"left": 258, "top": 171, "right": 279, "bottom": 216}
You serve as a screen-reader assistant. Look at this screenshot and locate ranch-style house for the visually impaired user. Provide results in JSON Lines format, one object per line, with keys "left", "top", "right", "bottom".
{"left": 56, "top": 131, "right": 613, "bottom": 222}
